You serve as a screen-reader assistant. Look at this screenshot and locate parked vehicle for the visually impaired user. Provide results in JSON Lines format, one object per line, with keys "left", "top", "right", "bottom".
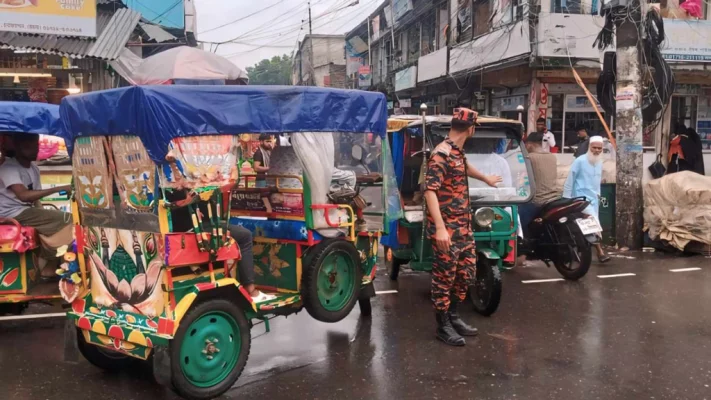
{"left": 382, "top": 115, "right": 531, "bottom": 316}
{"left": 59, "top": 85, "right": 398, "bottom": 399}
{"left": 520, "top": 197, "right": 600, "bottom": 280}
{"left": 0, "top": 102, "right": 66, "bottom": 314}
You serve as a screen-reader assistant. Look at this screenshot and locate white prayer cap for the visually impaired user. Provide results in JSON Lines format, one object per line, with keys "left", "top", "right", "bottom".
{"left": 590, "top": 136, "right": 604, "bottom": 144}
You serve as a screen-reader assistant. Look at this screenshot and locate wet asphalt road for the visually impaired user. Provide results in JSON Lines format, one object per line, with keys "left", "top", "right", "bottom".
{"left": 2, "top": 252, "right": 711, "bottom": 400}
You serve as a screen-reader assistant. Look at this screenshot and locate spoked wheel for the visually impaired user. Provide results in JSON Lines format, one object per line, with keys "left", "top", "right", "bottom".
{"left": 302, "top": 240, "right": 362, "bottom": 323}
{"left": 553, "top": 227, "right": 592, "bottom": 281}
{"left": 469, "top": 258, "right": 502, "bottom": 317}
{"left": 77, "top": 329, "right": 136, "bottom": 372}
{"left": 169, "top": 299, "right": 251, "bottom": 400}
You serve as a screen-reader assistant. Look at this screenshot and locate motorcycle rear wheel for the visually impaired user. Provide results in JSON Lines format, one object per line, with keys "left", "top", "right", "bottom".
{"left": 553, "top": 227, "right": 592, "bottom": 281}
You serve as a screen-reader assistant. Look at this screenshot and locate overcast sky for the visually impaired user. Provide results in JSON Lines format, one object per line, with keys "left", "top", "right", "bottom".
{"left": 194, "top": 0, "right": 381, "bottom": 70}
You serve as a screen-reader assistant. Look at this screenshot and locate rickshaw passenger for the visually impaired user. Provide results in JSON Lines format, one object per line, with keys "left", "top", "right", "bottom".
{"left": 0, "top": 134, "right": 72, "bottom": 278}
{"left": 253, "top": 134, "right": 276, "bottom": 188}
{"left": 166, "top": 189, "right": 275, "bottom": 302}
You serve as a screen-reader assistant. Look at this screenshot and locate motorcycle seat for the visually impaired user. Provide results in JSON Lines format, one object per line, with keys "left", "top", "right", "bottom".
{"left": 539, "top": 198, "right": 579, "bottom": 214}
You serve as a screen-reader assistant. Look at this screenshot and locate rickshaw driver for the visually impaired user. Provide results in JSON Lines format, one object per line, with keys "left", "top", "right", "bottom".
{"left": 424, "top": 108, "right": 502, "bottom": 347}
{"left": 0, "top": 134, "right": 72, "bottom": 278}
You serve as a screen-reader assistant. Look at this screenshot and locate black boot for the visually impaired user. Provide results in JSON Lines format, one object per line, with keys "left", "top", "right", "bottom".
{"left": 436, "top": 311, "right": 466, "bottom": 346}
{"left": 449, "top": 300, "right": 479, "bottom": 336}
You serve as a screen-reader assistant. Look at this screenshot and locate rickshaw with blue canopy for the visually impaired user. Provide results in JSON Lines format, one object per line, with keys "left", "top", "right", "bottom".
{"left": 0, "top": 102, "right": 73, "bottom": 314}
{"left": 59, "top": 85, "right": 400, "bottom": 399}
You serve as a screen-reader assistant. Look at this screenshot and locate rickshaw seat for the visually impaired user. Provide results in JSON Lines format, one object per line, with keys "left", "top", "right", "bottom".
{"left": 230, "top": 217, "right": 323, "bottom": 242}
{"left": 0, "top": 219, "right": 38, "bottom": 253}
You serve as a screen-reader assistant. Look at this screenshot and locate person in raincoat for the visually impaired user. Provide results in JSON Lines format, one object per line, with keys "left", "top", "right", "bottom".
{"left": 563, "top": 136, "right": 610, "bottom": 263}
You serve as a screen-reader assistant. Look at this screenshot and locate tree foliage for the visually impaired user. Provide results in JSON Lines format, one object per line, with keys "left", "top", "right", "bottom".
{"left": 246, "top": 54, "right": 292, "bottom": 85}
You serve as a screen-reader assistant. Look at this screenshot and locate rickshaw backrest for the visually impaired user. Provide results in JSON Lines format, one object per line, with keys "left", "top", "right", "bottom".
{"left": 0, "top": 219, "right": 38, "bottom": 253}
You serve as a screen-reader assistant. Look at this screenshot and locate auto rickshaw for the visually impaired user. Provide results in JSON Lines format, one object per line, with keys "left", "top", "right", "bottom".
{"left": 59, "top": 85, "right": 398, "bottom": 399}
{"left": 0, "top": 102, "right": 69, "bottom": 314}
{"left": 382, "top": 114, "right": 533, "bottom": 316}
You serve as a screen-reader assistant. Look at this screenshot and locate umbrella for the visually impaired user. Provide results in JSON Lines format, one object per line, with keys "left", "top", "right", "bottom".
{"left": 132, "top": 46, "right": 248, "bottom": 85}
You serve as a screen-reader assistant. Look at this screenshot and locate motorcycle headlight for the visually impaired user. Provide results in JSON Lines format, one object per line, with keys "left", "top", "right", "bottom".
{"left": 474, "top": 207, "right": 495, "bottom": 227}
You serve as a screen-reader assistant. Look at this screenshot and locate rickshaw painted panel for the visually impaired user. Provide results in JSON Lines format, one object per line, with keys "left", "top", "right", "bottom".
{"left": 82, "top": 226, "right": 165, "bottom": 318}
{"left": 72, "top": 137, "right": 113, "bottom": 210}
{"left": 109, "top": 136, "right": 158, "bottom": 213}
{"left": 356, "top": 234, "right": 379, "bottom": 281}
{"left": 0, "top": 253, "right": 23, "bottom": 292}
{"left": 230, "top": 217, "right": 320, "bottom": 242}
{"left": 251, "top": 242, "right": 298, "bottom": 292}
{"left": 230, "top": 190, "right": 305, "bottom": 218}
{"left": 0, "top": 101, "right": 61, "bottom": 135}
{"left": 82, "top": 329, "right": 152, "bottom": 360}
{"left": 161, "top": 136, "right": 239, "bottom": 189}
{"left": 60, "top": 85, "right": 388, "bottom": 164}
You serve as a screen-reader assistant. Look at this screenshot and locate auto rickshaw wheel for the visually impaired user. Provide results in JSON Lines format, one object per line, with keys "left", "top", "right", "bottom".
{"left": 302, "top": 239, "right": 362, "bottom": 323}
{"left": 77, "top": 329, "right": 137, "bottom": 372}
{"left": 469, "top": 258, "right": 502, "bottom": 317}
{"left": 169, "top": 299, "right": 251, "bottom": 400}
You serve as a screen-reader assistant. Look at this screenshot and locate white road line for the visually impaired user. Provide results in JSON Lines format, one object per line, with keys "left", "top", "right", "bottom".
{"left": 375, "top": 290, "right": 398, "bottom": 295}
{"left": 0, "top": 312, "right": 65, "bottom": 322}
{"left": 597, "top": 273, "right": 636, "bottom": 279}
{"left": 670, "top": 267, "right": 702, "bottom": 272}
{"left": 521, "top": 278, "right": 565, "bottom": 284}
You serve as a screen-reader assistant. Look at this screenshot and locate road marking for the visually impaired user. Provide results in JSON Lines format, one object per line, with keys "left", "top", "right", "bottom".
{"left": 597, "top": 273, "right": 636, "bottom": 279}
{"left": 670, "top": 267, "right": 702, "bottom": 272}
{"left": 521, "top": 278, "right": 565, "bottom": 284}
{"left": 0, "top": 312, "right": 65, "bottom": 322}
{"left": 375, "top": 290, "right": 398, "bottom": 295}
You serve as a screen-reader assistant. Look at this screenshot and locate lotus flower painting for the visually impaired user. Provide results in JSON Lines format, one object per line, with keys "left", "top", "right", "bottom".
{"left": 85, "top": 227, "right": 165, "bottom": 318}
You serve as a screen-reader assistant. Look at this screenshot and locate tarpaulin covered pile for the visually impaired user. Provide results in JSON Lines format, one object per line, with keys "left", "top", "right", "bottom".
{"left": 644, "top": 171, "right": 711, "bottom": 250}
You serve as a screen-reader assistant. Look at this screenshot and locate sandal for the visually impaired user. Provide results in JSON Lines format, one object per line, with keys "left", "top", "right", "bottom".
{"left": 251, "top": 291, "right": 277, "bottom": 303}
{"left": 598, "top": 255, "right": 611, "bottom": 264}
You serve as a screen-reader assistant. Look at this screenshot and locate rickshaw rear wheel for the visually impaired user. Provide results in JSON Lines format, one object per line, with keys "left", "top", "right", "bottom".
{"left": 302, "top": 239, "right": 362, "bottom": 323}
{"left": 77, "top": 329, "right": 137, "bottom": 371}
{"left": 469, "top": 258, "right": 502, "bottom": 317}
{"left": 169, "top": 299, "right": 251, "bottom": 400}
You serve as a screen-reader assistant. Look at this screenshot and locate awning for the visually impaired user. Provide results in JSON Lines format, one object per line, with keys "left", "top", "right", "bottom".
{"left": 0, "top": 8, "right": 141, "bottom": 60}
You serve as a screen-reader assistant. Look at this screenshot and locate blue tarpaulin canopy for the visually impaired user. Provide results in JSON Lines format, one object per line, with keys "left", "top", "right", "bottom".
{"left": 0, "top": 102, "right": 62, "bottom": 136}
{"left": 60, "top": 85, "right": 388, "bottom": 163}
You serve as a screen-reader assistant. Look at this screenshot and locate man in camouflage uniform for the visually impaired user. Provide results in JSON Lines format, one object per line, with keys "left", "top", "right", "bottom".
{"left": 424, "top": 108, "right": 502, "bottom": 346}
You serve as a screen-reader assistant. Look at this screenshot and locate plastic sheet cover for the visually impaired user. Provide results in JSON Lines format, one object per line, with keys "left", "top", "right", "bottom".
{"left": 644, "top": 171, "right": 711, "bottom": 250}
{"left": 0, "top": 102, "right": 62, "bottom": 136}
{"left": 60, "top": 85, "right": 388, "bottom": 163}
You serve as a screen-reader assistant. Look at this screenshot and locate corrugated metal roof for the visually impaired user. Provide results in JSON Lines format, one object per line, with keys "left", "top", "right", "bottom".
{"left": 139, "top": 22, "right": 177, "bottom": 43}
{"left": 0, "top": 9, "right": 141, "bottom": 60}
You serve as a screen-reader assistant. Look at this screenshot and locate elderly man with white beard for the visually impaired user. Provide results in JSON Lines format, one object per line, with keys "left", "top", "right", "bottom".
{"left": 563, "top": 136, "right": 611, "bottom": 263}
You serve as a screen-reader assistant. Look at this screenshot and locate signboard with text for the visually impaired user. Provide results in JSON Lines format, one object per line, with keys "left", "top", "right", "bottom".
{"left": 0, "top": 0, "right": 97, "bottom": 37}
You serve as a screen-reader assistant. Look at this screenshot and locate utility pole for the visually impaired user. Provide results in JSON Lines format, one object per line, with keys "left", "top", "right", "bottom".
{"left": 614, "top": 0, "right": 645, "bottom": 249}
{"left": 308, "top": 1, "right": 312, "bottom": 34}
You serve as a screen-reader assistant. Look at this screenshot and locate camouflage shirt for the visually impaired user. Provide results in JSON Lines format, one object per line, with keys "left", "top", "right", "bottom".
{"left": 425, "top": 138, "right": 470, "bottom": 217}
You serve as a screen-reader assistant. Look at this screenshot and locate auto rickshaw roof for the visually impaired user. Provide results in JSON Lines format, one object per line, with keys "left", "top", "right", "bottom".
{"left": 0, "top": 102, "right": 62, "bottom": 136}
{"left": 401, "top": 115, "right": 523, "bottom": 139}
{"left": 60, "top": 85, "right": 388, "bottom": 163}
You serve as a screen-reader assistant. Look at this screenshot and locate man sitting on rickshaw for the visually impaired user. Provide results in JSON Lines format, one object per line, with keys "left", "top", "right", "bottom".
{"left": 0, "top": 134, "right": 72, "bottom": 278}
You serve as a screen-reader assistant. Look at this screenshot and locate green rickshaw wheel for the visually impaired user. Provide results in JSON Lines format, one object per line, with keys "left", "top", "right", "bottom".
{"left": 302, "top": 239, "right": 362, "bottom": 323}
{"left": 169, "top": 299, "right": 251, "bottom": 400}
{"left": 469, "top": 258, "right": 502, "bottom": 317}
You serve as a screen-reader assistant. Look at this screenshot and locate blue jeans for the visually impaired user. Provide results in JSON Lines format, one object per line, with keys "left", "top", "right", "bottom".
{"left": 518, "top": 203, "right": 541, "bottom": 237}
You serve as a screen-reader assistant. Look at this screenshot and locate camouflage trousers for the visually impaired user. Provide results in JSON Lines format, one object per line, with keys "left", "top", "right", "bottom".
{"left": 428, "top": 218, "right": 476, "bottom": 312}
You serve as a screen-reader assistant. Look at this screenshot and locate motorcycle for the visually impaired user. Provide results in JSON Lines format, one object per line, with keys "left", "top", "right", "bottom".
{"left": 520, "top": 196, "right": 601, "bottom": 280}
